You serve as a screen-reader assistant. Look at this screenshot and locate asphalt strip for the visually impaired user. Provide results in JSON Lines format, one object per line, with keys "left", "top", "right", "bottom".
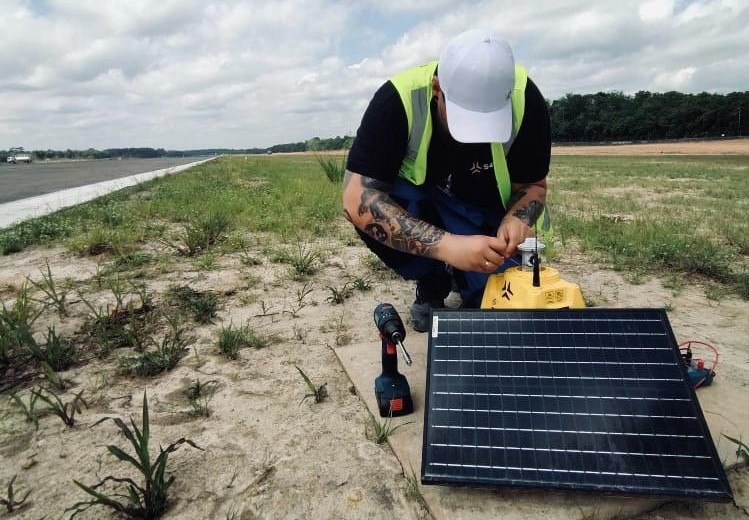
{"left": 0, "top": 157, "right": 217, "bottom": 229}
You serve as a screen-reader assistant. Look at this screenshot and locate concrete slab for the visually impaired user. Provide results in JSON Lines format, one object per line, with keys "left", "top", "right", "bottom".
{"left": 0, "top": 157, "right": 217, "bottom": 229}
{"left": 334, "top": 329, "right": 747, "bottom": 520}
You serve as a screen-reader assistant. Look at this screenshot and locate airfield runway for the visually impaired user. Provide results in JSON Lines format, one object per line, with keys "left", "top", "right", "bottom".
{"left": 0, "top": 157, "right": 208, "bottom": 204}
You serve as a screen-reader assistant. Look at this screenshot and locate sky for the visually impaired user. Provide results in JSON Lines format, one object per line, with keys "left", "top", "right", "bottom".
{"left": 1, "top": 0, "right": 747, "bottom": 150}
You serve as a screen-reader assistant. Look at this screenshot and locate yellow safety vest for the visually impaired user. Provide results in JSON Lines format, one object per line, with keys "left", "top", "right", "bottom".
{"left": 389, "top": 61, "right": 527, "bottom": 211}
{"left": 389, "top": 61, "right": 551, "bottom": 233}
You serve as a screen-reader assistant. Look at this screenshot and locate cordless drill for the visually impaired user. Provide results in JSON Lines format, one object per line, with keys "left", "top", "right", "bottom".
{"left": 373, "top": 303, "right": 414, "bottom": 417}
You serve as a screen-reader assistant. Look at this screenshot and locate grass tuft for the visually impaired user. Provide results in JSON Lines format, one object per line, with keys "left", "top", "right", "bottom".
{"left": 27, "top": 260, "right": 69, "bottom": 317}
{"left": 178, "top": 210, "right": 233, "bottom": 255}
{"left": 372, "top": 415, "right": 411, "bottom": 445}
{"left": 326, "top": 283, "right": 353, "bottom": 305}
{"left": 67, "top": 391, "right": 202, "bottom": 519}
{"left": 294, "top": 365, "right": 327, "bottom": 404}
{"left": 217, "top": 324, "right": 252, "bottom": 359}
{"left": 118, "top": 330, "right": 188, "bottom": 377}
{"left": 34, "top": 388, "right": 87, "bottom": 428}
{"left": 316, "top": 150, "right": 348, "bottom": 184}
{"left": 186, "top": 379, "right": 218, "bottom": 417}
{"left": 9, "top": 390, "right": 41, "bottom": 430}
{"left": 166, "top": 285, "right": 218, "bottom": 324}
{"left": 1, "top": 475, "right": 31, "bottom": 513}
{"left": 722, "top": 433, "right": 749, "bottom": 463}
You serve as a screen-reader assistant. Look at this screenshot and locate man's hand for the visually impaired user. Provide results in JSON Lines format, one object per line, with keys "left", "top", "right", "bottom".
{"left": 495, "top": 215, "right": 534, "bottom": 259}
{"left": 497, "top": 179, "right": 547, "bottom": 258}
{"left": 436, "top": 234, "right": 507, "bottom": 273}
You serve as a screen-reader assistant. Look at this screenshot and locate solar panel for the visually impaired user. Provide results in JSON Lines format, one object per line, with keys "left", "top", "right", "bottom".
{"left": 421, "top": 308, "right": 732, "bottom": 500}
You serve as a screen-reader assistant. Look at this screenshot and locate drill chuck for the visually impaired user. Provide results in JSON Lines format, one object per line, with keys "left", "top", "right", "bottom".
{"left": 374, "top": 303, "right": 411, "bottom": 365}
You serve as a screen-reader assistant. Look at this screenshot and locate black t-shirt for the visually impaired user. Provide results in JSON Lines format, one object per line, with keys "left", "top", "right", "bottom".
{"left": 347, "top": 74, "right": 551, "bottom": 209}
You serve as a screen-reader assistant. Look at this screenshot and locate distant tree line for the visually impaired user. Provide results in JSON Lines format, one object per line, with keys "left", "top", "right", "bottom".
{"left": 549, "top": 90, "right": 747, "bottom": 142}
{"left": 3, "top": 90, "right": 747, "bottom": 160}
{"left": 0, "top": 136, "right": 355, "bottom": 162}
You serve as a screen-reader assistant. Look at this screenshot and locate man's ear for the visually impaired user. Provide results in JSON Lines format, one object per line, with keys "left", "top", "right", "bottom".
{"left": 431, "top": 76, "right": 441, "bottom": 97}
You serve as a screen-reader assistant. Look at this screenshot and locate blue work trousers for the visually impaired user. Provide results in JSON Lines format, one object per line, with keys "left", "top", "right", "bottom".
{"left": 364, "top": 178, "right": 517, "bottom": 306}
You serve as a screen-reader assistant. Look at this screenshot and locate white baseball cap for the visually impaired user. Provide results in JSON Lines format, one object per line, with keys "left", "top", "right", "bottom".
{"left": 438, "top": 29, "right": 515, "bottom": 143}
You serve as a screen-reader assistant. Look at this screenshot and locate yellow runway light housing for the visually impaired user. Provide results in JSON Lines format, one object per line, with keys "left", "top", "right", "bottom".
{"left": 481, "top": 238, "right": 585, "bottom": 310}
{"left": 481, "top": 265, "right": 585, "bottom": 310}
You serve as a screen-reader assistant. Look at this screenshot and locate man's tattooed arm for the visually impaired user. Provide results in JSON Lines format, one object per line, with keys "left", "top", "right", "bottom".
{"left": 506, "top": 183, "right": 546, "bottom": 227}
{"left": 343, "top": 171, "right": 445, "bottom": 257}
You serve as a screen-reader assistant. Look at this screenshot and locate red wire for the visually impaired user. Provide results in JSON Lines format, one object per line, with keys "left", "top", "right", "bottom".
{"left": 678, "top": 340, "right": 719, "bottom": 372}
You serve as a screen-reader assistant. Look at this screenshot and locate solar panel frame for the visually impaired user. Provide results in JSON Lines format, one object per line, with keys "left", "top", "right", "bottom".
{"left": 421, "top": 308, "right": 732, "bottom": 501}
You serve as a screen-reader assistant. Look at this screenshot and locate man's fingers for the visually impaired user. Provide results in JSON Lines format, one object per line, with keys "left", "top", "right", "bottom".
{"left": 484, "top": 247, "right": 505, "bottom": 266}
{"left": 505, "top": 233, "right": 523, "bottom": 258}
{"left": 487, "top": 236, "right": 507, "bottom": 256}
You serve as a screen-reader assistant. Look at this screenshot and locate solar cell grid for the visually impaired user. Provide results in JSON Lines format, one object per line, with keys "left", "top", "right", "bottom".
{"left": 422, "top": 309, "right": 732, "bottom": 500}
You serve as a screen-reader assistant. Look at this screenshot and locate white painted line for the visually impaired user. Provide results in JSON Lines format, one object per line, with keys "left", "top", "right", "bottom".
{"left": 430, "top": 443, "right": 711, "bottom": 459}
{"left": 434, "top": 359, "right": 674, "bottom": 366}
{"left": 433, "top": 391, "right": 690, "bottom": 402}
{"left": 433, "top": 373, "right": 683, "bottom": 382}
{"left": 432, "top": 424, "right": 705, "bottom": 439}
{"left": 431, "top": 408, "right": 696, "bottom": 420}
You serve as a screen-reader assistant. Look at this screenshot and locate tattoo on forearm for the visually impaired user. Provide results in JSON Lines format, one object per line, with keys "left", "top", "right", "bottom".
{"left": 513, "top": 200, "right": 544, "bottom": 226}
{"left": 356, "top": 176, "right": 445, "bottom": 257}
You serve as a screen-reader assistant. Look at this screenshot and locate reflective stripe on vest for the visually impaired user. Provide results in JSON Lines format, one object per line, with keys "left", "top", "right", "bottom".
{"left": 390, "top": 61, "right": 528, "bottom": 210}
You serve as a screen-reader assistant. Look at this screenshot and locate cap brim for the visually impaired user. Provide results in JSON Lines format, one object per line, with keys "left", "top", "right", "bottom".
{"left": 444, "top": 98, "right": 512, "bottom": 144}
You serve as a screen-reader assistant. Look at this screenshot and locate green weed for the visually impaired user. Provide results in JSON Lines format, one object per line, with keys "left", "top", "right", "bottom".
{"left": 27, "top": 260, "right": 68, "bottom": 317}
{"left": 294, "top": 365, "right": 327, "bottom": 404}
{"left": 1, "top": 475, "right": 30, "bottom": 513}
{"left": 372, "top": 414, "right": 411, "bottom": 445}
{"left": 316, "top": 150, "right": 348, "bottom": 183}
{"left": 34, "top": 388, "right": 87, "bottom": 428}
{"left": 166, "top": 285, "right": 218, "bottom": 324}
{"left": 0, "top": 233, "right": 25, "bottom": 255}
{"left": 404, "top": 464, "right": 425, "bottom": 507}
{"left": 107, "top": 251, "right": 156, "bottom": 274}
{"left": 186, "top": 379, "right": 218, "bottom": 417}
{"left": 194, "top": 253, "right": 216, "bottom": 270}
{"left": 284, "top": 281, "right": 314, "bottom": 318}
{"left": 68, "top": 391, "right": 202, "bottom": 519}
{"left": 26, "top": 326, "right": 77, "bottom": 372}
{"left": 326, "top": 283, "right": 353, "bottom": 305}
{"left": 8, "top": 390, "right": 40, "bottom": 430}
{"left": 0, "top": 283, "right": 43, "bottom": 365}
{"left": 178, "top": 210, "right": 233, "bottom": 255}
{"left": 351, "top": 276, "right": 372, "bottom": 292}
{"left": 217, "top": 325, "right": 252, "bottom": 359}
{"left": 119, "top": 331, "right": 188, "bottom": 377}
{"left": 723, "top": 433, "right": 749, "bottom": 463}
{"left": 42, "top": 361, "right": 69, "bottom": 391}
{"left": 289, "top": 241, "right": 321, "bottom": 280}
{"left": 79, "top": 286, "right": 156, "bottom": 356}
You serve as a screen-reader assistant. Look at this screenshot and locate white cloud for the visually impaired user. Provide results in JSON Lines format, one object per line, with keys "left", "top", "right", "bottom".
{"left": 653, "top": 66, "right": 698, "bottom": 90}
{"left": 0, "top": 0, "right": 747, "bottom": 149}
{"left": 638, "top": 0, "right": 675, "bottom": 22}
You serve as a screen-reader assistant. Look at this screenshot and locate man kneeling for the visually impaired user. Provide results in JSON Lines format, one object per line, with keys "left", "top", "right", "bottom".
{"left": 342, "top": 29, "right": 550, "bottom": 331}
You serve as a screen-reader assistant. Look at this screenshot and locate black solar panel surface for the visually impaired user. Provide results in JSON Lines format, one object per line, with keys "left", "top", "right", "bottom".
{"left": 421, "top": 308, "right": 732, "bottom": 500}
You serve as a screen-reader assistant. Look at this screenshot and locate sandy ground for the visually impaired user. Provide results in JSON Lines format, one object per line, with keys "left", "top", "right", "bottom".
{"left": 551, "top": 138, "right": 749, "bottom": 155}
{"left": 1, "top": 231, "right": 747, "bottom": 519}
